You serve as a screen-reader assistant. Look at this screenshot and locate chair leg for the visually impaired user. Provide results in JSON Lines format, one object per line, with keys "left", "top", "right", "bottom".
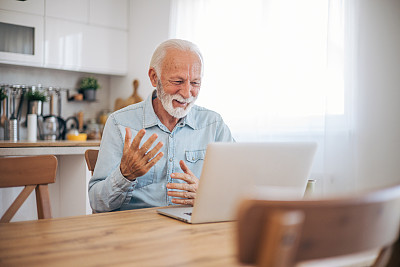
{"left": 35, "top": 185, "right": 52, "bottom": 219}
{"left": 0, "top": 185, "right": 36, "bottom": 223}
{"left": 257, "top": 210, "right": 305, "bottom": 267}
{"left": 372, "top": 246, "right": 393, "bottom": 267}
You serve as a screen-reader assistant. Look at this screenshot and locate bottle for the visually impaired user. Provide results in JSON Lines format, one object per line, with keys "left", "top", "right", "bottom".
{"left": 27, "top": 114, "right": 37, "bottom": 141}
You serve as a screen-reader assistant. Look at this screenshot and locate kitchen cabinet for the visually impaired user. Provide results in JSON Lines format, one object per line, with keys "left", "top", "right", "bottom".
{"left": 0, "top": 0, "right": 128, "bottom": 75}
{"left": 45, "top": 0, "right": 88, "bottom": 23}
{"left": 0, "top": 0, "right": 44, "bottom": 15}
{"left": 0, "top": 10, "right": 44, "bottom": 67}
{"left": 44, "top": 18, "right": 128, "bottom": 75}
{"left": 89, "top": 0, "right": 128, "bottom": 30}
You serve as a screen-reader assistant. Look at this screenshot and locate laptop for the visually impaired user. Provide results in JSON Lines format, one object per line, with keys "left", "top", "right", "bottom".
{"left": 157, "top": 142, "right": 317, "bottom": 224}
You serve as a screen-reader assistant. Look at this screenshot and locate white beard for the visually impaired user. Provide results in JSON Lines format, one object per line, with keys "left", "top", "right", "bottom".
{"left": 157, "top": 80, "right": 197, "bottom": 119}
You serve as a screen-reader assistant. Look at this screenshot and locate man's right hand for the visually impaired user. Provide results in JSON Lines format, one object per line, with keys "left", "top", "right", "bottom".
{"left": 120, "top": 128, "right": 164, "bottom": 181}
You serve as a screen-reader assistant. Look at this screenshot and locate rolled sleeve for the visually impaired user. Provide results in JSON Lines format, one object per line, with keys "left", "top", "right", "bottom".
{"left": 88, "top": 114, "right": 136, "bottom": 212}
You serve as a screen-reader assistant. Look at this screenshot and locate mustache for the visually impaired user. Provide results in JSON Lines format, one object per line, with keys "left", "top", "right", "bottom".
{"left": 172, "top": 94, "right": 195, "bottom": 104}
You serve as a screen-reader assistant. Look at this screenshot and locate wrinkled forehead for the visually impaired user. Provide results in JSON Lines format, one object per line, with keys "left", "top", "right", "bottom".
{"left": 161, "top": 49, "right": 203, "bottom": 77}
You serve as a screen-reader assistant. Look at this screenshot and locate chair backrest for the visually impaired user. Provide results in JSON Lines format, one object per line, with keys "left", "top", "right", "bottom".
{"left": 236, "top": 184, "right": 400, "bottom": 267}
{"left": 0, "top": 155, "right": 58, "bottom": 223}
{"left": 84, "top": 149, "right": 99, "bottom": 175}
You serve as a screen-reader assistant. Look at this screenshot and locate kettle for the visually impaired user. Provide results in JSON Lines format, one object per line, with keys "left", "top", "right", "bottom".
{"left": 62, "top": 116, "right": 80, "bottom": 140}
{"left": 41, "top": 115, "right": 66, "bottom": 141}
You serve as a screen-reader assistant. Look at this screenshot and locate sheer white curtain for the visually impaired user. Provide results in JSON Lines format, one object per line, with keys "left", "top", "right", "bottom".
{"left": 170, "top": 0, "right": 356, "bottom": 195}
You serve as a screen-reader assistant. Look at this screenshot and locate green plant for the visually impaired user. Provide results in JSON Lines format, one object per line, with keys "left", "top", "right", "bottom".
{"left": 79, "top": 77, "right": 100, "bottom": 91}
{"left": 0, "top": 88, "right": 7, "bottom": 101}
{"left": 27, "top": 90, "right": 46, "bottom": 102}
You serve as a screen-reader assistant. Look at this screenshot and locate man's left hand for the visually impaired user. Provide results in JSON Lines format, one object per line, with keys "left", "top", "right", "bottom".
{"left": 167, "top": 160, "right": 199, "bottom": 205}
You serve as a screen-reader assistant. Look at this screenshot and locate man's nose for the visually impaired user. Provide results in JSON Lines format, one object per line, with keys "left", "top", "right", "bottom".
{"left": 180, "top": 81, "right": 192, "bottom": 99}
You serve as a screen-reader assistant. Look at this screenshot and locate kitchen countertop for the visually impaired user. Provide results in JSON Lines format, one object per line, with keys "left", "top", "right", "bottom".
{"left": 0, "top": 140, "right": 101, "bottom": 156}
{"left": 0, "top": 140, "right": 101, "bottom": 148}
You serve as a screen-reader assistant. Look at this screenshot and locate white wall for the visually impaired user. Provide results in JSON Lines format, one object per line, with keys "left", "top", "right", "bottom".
{"left": 354, "top": 0, "right": 400, "bottom": 190}
{"left": 109, "top": 0, "right": 172, "bottom": 110}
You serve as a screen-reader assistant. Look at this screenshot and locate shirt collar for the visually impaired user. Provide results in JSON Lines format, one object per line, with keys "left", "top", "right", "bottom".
{"left": 183, "top": 108, "right": 197, "bottom": 129}
{"left": 143, "top": 90, "right": 198, "bottom": 130}
{"left": 142, "top": 90, "right": 159, "bottom": 129}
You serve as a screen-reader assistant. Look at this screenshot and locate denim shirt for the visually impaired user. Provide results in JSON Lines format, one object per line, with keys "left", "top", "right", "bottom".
{"left": 88, "top": 90, "right": 234, "bottom": 212}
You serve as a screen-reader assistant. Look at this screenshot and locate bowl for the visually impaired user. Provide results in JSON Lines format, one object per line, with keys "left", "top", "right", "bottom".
{"left": 66, "top": 133, "right": 87, "bottom": 141}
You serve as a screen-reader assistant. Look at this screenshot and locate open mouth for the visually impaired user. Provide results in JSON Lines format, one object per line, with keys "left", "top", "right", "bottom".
{"left": 173, "top": 99, "right": 189, "bottom": 107}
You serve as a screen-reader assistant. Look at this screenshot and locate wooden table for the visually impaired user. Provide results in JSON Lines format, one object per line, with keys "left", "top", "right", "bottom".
{"left": 0, "top": 207, "right": 246, "bottom": 267}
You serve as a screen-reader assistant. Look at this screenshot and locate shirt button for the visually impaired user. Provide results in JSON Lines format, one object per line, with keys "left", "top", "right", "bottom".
{"left": 192, "top": 157, "right": 195, "bottom": 161}
{"left": 169, "top": 158, "right": 173, "bottom": 162}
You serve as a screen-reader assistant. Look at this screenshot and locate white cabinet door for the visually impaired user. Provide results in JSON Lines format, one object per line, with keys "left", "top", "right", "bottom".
{"left": 0, "top": 0, "right": 44, "bottom": 15}
{"left": 0, "top": 10, "right": 44, "bottom": 67}
{"left": 89, "top": 0, "right": 128, "bottom": 30}
{"left": 44, "top": 18, "right": 127, "bottom": 75}
{"left": 45, "top": 0, "right": 88, "bottom": 23}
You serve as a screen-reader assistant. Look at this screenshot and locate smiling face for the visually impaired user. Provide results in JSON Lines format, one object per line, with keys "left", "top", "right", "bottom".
{"left": 149, "top": 48, "right": 202, "bottom": 119}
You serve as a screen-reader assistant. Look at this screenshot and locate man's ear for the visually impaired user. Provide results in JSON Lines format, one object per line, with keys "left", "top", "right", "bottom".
{"left": 148, "top": 68, "right": 158, "bottom": 87}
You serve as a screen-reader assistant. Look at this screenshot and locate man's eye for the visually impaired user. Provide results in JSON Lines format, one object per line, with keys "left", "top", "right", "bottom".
{"left": 191, "top": 82, "right": 201, "bottom": 87}
{"left": 171, "top": 80, "right": 183, "bottom": 85}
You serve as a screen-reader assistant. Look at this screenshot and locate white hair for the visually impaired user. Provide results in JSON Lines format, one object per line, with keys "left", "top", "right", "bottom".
{"left": 149, "top": 39, "right": 204, "bottom": 77}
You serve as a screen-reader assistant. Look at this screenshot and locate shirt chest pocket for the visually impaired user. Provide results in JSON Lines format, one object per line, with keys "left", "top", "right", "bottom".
{"left": 185, "top": 150, "right": 206, "bottom": 177}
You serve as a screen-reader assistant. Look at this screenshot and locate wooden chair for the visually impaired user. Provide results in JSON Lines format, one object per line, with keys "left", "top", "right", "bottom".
{"left": 236, "top": 184, "right": 400, "bottom": 267}
{"left": 84, "top": 149, "right": 99, "bottom": 214}
{"left": 84, "top": 149, "right": 99, "bottom": 175}
{"left": 0, "top": 155, "right": 58, "bottom": 223}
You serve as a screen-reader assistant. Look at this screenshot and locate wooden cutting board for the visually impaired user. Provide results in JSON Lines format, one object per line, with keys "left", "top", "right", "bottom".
{"left": 114, "top": 79, "right": 143, "bottom": 111}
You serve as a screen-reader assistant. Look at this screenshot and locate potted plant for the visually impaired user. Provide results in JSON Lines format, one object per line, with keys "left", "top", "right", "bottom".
{"left": 26, "top": 89, "right": 46, "bottom": 115}
{"left": 0, "top": 87, "right": 7, "bottom": 101}
{"left": 79, "top": 77, "right": 100, "bottom": 101}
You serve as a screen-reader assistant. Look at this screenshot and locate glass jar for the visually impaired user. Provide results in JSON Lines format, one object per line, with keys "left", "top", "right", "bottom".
{"left": 86, "top": 119, "right": 101, "bottom": 140}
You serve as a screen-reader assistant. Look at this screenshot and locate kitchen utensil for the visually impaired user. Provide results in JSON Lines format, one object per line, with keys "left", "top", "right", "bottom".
{"left": 7, "top": 119, "right": 18, "bottom": 141}
{"left": 56, "top": 88, "right": 62, "bottom": 117}
{"left": 62, "top": 116, "right": 79, "bottom": 140}
{"left": 67, "top": 133, "right": 87, "bottom": 141}
{"left": 1, "top": 98, "right": 7, "bottom": 126}
{"left": 86, "top": 119, "right": 101, "bottom": 140}
{"left": 42, "top": 116, "right": 57, "bottom": 140}
{"left": 41, "top": 91, "right": 63, "bottom": 140}
{"left": 114, "top": 79, "right": 143, "bottom": 111}
{"left": 10, "top": 88, "right": 16, "bottom": 119}
{"left": 77, "top": 111, "right": 84, "bottom": 132}
{"left": 41, "top": 115, "right": 66, "bottom": 140}
{"left": 16, "top": 87, "right": 25, "bottom": 121}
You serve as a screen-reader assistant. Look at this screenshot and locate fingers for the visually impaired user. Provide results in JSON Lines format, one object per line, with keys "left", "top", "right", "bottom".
{"left": 147, "top": 142, "right": 164, "bottom": 158}
{"left": 171, "top": 198, "right": 194, "bottom": 205}
{"left": 179, "top": 160, "right": 195, "bottom": 176}
{"left": 123, "top": 127, "right": 132, "bottom": 153}
{"left": 120, "top": 128, "right": 164, "bottom": 180}
{"left": 167, "top": 162, "right": 198, "bottom": 205}
{"left": 167, "top": 182, "right": 193, "bottom": 191}
{"left": 168, "top": 190, "right": 195, "bottom": 206}
{"left": 170, "top": 172, "right": 194, "bottom": 184}
{"left": 167, "top": 190, "right": 195, "bottom": 199}
{"left": 139, "top": 133, "right": 159, "bottom": 154}
{"left": 129, "top": 129, "right": 146, "bottom": 151}
{"left": 145, "top": 150, "right": 164, "bottom": 168}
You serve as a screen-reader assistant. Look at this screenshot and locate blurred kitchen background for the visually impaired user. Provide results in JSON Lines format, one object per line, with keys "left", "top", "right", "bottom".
{"left": 1, "top": 0, "right": 400, "bottom": 196}
{"left": 0, "top": 0, "right": 171, "bottom": 141}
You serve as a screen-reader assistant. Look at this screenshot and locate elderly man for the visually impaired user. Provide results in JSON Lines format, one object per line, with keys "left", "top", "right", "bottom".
{"left": 89, "top": 39, "right": 234, "bottom": 212}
